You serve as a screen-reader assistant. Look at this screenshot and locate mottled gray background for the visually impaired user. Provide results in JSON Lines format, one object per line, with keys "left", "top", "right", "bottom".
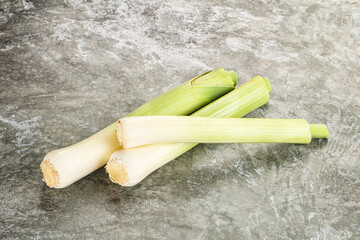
{"left": 0, "top": 0, "right": 359, "bottom": 239}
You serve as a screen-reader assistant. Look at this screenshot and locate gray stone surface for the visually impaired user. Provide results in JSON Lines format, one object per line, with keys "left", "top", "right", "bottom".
{"left": 1, "top": 0, "right": 359, "bottom": 239}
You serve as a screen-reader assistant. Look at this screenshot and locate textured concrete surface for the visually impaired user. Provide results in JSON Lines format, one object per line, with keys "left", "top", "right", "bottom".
{"left": 1, "top": 0, "right": 359, "bottom": 239}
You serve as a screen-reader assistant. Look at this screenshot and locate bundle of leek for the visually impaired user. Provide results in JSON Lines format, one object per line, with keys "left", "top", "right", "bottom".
{"left": 41, "top": 69, "right": 329, "bottom": 189}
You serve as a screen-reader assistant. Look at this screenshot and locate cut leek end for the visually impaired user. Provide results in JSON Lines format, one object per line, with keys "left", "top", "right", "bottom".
{"left": 116, "top": 120, "right": 124, "bottom": 148}
{"left": 189, "top": 68, "right": 237, "bottom": 88}
{"left": 40, "top": 160, "right": 59, "bottom": 188}
{"left": 106, "top": 159, "right": 129, "bottom": 186}
{"left": 263, "top": 77, "right": 272, "bottom": 93}
{"left": 310, "top": 124, "right": 329, "bottom": 138}
{"left": 249, "top": 76, "right": 271, "bottom": 93}
{"left": 228, "top": 70, "right": 237, "bottom": 86}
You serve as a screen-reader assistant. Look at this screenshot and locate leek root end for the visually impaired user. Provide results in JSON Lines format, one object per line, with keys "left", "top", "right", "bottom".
{"left": 40, "top": 160, "right": 59, "bottom": 188}
{"left": 106, "top": 159, "right": 129, "bottom": 186}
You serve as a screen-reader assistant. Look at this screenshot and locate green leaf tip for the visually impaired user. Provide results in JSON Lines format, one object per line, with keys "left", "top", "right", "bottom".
{"left": 309, "top": 124, "right": 329, "bottom": 138}
{"left": 227, "top": 70, "right": 237, "bottom": 87}
{"left": 263, "top": 77, "right": 271, "bottom": 92}
{"left": 189, "top": 68, "right": 237, "bottom": 88}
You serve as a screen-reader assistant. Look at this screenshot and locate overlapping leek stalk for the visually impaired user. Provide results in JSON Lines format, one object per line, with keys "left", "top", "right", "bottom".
{"left": 116, "top": 117, "right": 329, "bottom": 148}
{"left": 41, "top": 68, "right": 237, "bottom": 188}
{"left": 106, "top": 76, "right": 272, "bottom": 186}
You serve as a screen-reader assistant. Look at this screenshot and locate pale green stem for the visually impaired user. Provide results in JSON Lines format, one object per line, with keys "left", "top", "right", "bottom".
{"left": 117, "top": 117, "right": 329, "bottom": 148}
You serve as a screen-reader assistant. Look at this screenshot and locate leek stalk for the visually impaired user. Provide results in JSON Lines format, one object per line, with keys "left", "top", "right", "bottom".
{"left": 116, "top": 116, "right": 329, "bottom": 148}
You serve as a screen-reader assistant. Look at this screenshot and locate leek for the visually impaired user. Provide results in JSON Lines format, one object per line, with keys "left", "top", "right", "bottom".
{"left": 116, "top": 117, "right": 329, "bottom": 148}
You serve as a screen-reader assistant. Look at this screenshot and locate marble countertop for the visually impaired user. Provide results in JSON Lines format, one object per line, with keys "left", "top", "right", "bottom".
{"left": 1, "top": 0, "right": 359, "bottom": 239}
